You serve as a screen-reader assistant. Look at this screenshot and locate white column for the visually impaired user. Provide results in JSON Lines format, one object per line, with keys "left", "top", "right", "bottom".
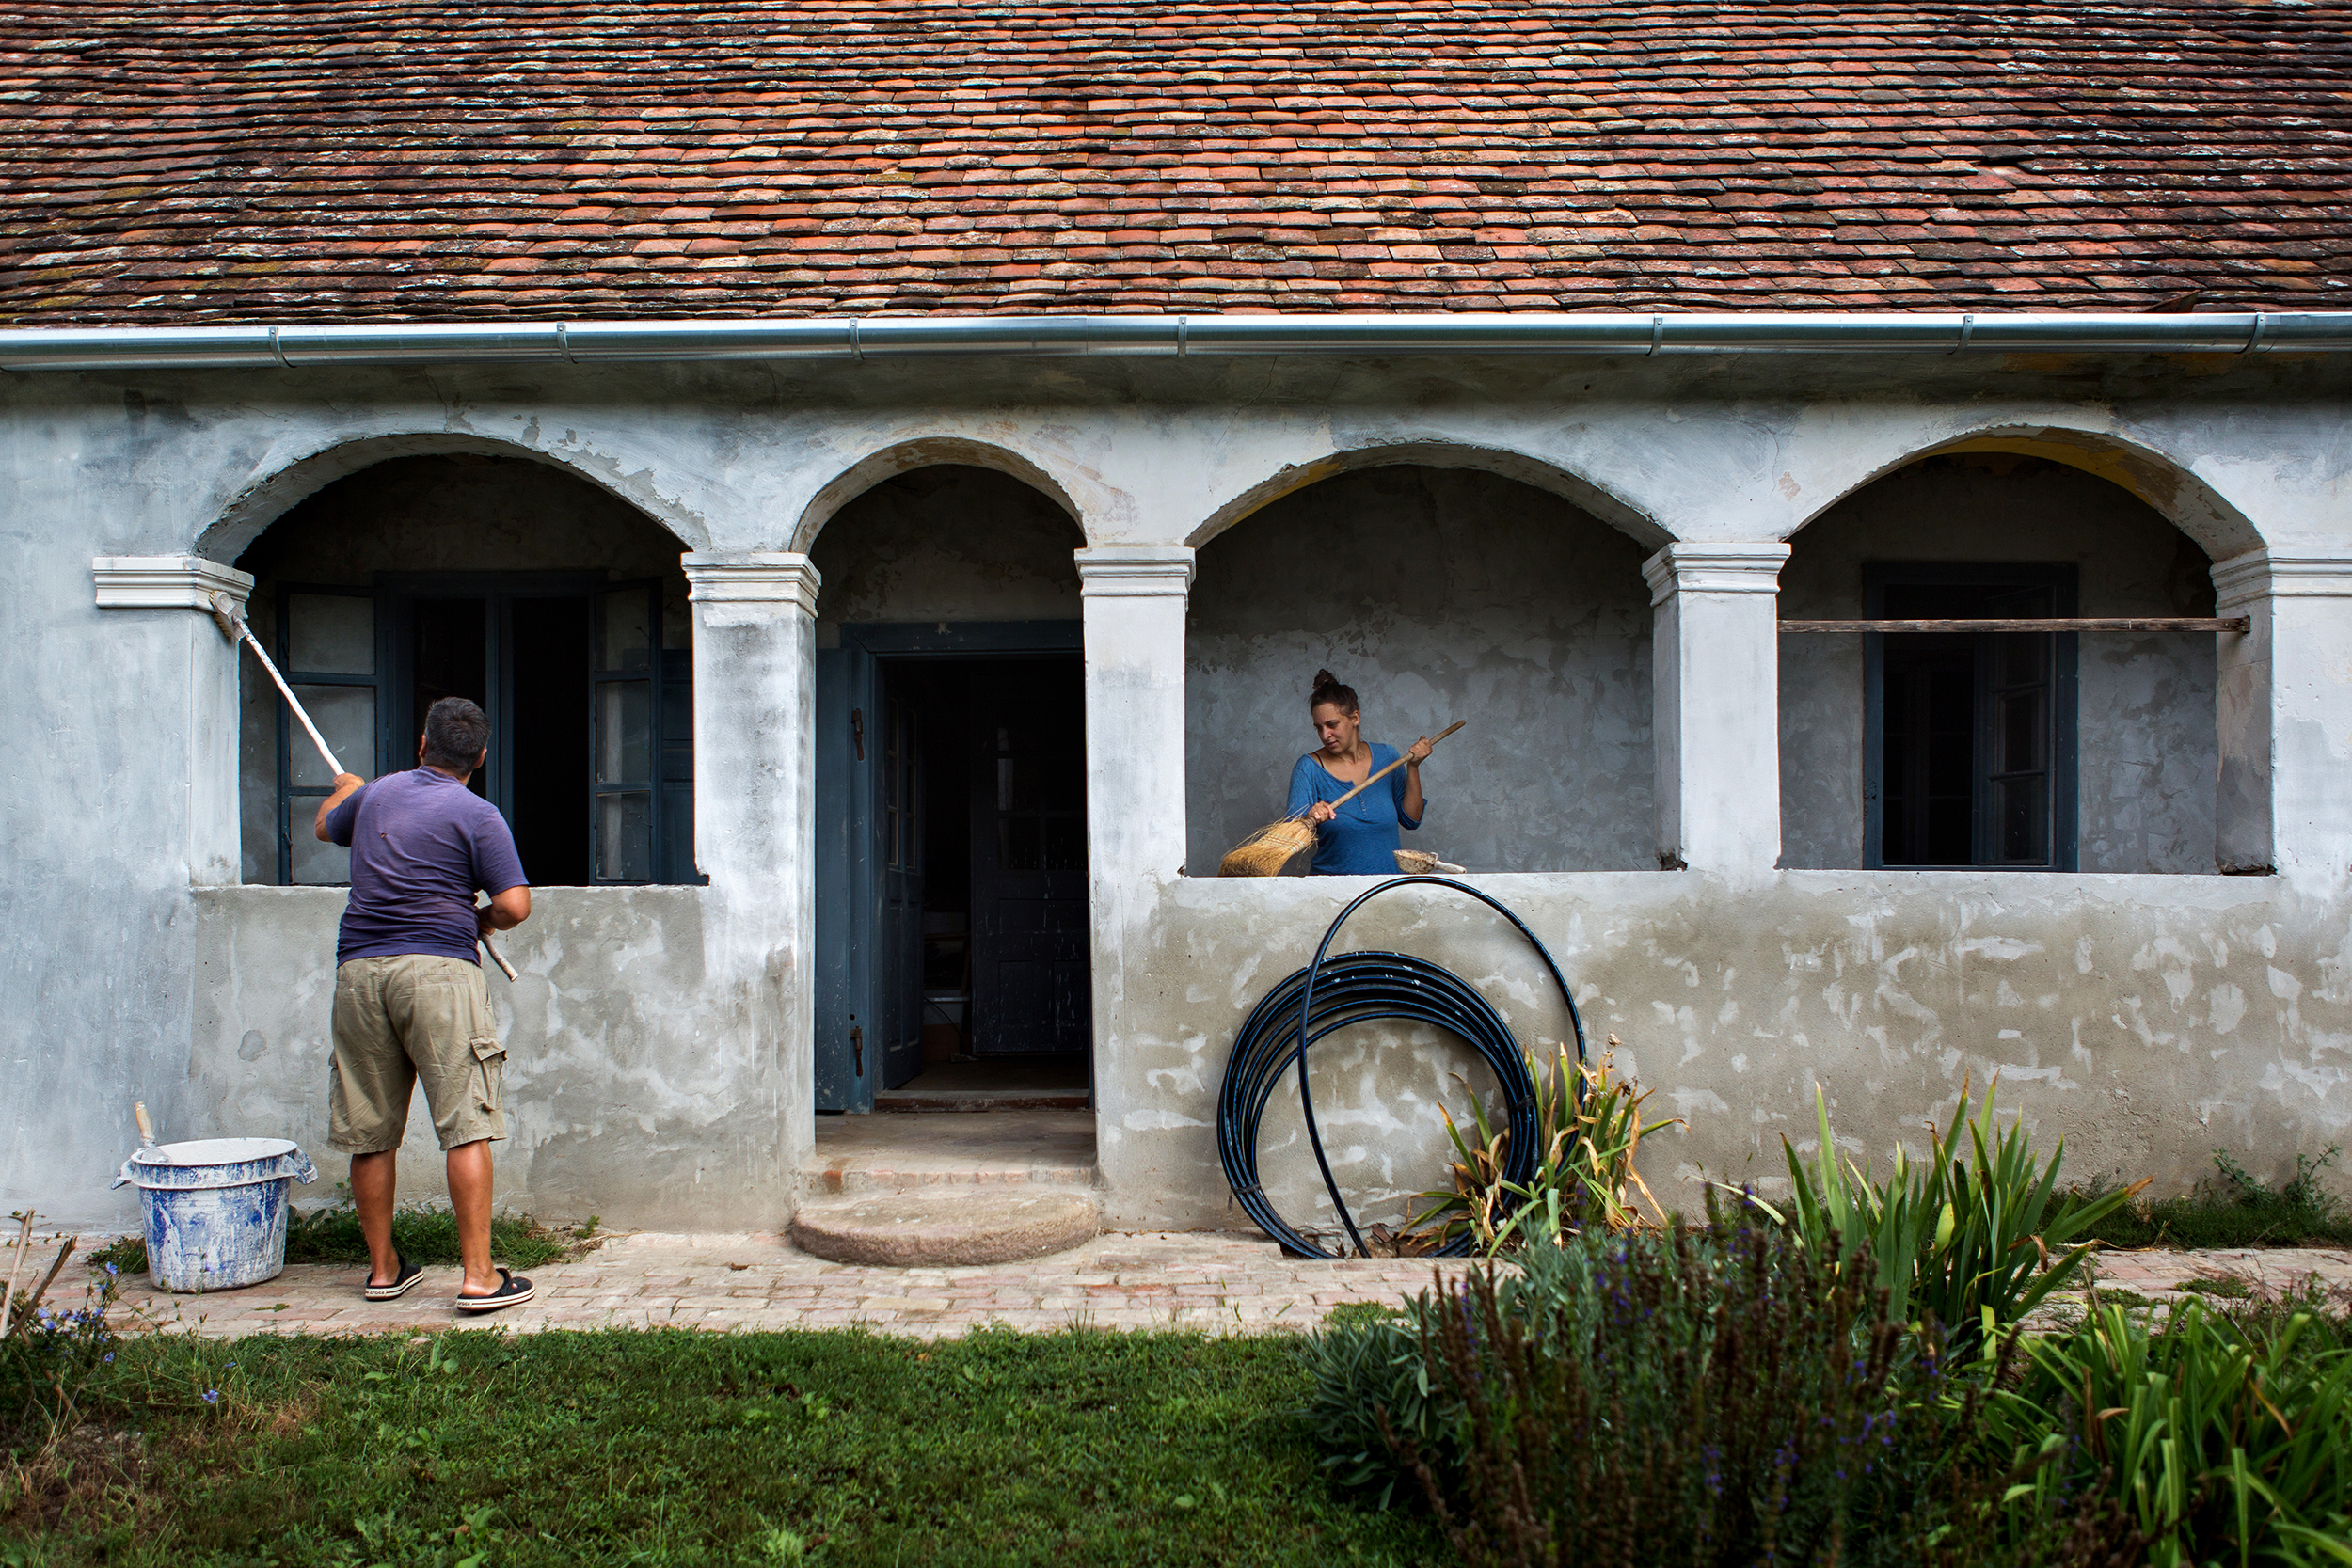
{"left": 1077, "top": 547, "right": 1195, "bottom": 892}
{"left": 92, "top": 556, "right": 254, "bottom": 886}
{"left": 1642, "top": 542, "right": 1790, "bottom": 877}
{"left": 2211, "top": 549, "right": 2352, "bottom": 881}
{"left": 681, "top": 550, "right": 821, "bottom": 1176}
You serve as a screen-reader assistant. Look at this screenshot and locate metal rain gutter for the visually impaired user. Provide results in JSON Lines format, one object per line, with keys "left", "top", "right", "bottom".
{"left": 2, "top": 310, "right": 2349, "bottom": 372}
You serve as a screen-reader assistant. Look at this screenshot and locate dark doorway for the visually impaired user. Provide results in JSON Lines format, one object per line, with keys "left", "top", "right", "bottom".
{"left": 965, "top": 661, "right": 1089, "bottom": 1054}
{"left": 814, "top": 627, "right": 1091, "bottom": 1111}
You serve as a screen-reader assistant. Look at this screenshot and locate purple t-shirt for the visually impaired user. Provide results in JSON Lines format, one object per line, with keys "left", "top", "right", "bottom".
{"left": 324, "top": 768, "right": 528, "bottom": 966}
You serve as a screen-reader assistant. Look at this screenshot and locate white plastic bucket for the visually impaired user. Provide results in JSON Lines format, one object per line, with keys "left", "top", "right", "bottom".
{"left": 112, "top": 1138, "right": 318, "bottom": 1292}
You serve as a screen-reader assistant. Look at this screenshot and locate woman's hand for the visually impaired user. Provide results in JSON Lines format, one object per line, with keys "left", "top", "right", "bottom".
{"left": 1406, "top": 736, "right": 1434, "bottom": 766}
{"left": 1307, "top": 800, "right": 1337, "bottom": 824}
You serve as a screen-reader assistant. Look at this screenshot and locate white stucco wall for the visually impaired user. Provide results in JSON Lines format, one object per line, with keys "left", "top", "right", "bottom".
{"left": 8, "top": 345, "right": 2352, "bottom": 1237}
{"left": 1184, "top": 465, "right": 1655, "bottom": 876}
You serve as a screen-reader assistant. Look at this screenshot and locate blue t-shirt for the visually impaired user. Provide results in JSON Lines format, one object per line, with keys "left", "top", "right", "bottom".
{"left": 324, "top": 768, "right": 529, "bottom": 966}
{"left": 1285, "top": 745, "right": 1425, "bottom": 876}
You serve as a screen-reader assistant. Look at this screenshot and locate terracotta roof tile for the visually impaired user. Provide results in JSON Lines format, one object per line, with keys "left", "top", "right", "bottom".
{"left": 4, "top": 0, "right": 2346, "bottom": 322}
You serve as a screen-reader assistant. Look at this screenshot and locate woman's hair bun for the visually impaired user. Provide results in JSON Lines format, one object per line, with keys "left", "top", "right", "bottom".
{"left": 1309, "top": 668, "right": 1359, "bottom": 713}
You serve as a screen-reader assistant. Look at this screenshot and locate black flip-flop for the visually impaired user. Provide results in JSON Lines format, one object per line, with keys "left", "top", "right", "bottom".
{"left": 363, "top": 1255, "right": 424, "bottom": 1302}
{"left": 453, "top": 1267, "right": 534, "bottom": 1314}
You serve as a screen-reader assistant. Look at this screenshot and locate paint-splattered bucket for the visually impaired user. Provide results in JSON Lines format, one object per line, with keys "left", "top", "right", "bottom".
{"left": 112, "top": 1138, "right": 318, "bottom": 1292}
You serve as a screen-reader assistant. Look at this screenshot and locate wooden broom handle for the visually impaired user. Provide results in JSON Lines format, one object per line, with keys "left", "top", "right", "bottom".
{"left": 1324, "top": 721, "right": 1466, "bottom": 811}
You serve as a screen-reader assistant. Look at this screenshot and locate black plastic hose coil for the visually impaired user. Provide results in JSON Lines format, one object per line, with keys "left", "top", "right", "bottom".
{"left": 1215, "top": 876, "right": 1587, "bottom": 1259}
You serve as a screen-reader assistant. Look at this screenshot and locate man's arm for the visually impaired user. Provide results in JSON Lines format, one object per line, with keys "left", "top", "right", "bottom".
{"left": 313, "top": 772, "right": 366, "bottom": 842}
{"left": 479, "top": 885, "right": 531, "bottom": 936}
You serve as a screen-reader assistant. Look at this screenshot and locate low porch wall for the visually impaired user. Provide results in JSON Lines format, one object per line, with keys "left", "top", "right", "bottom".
{"left": 1097, "top": 871, "right": 2352, "bottom": 1236}
{"left": 164, "top": 871, "right": 2352, "bottom": 1242}
{"left": 182, "top": 885, "right": 796, "bottom": 1232}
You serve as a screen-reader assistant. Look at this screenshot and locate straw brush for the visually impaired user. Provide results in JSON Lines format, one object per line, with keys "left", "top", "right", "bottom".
{"left": 1217, "top": 720, "right": 1465, "bottom": 877}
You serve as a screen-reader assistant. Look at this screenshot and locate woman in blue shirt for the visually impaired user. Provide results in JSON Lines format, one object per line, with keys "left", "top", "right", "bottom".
{"left": 1285, "top": 669, "right": 1436, "bottom": 875}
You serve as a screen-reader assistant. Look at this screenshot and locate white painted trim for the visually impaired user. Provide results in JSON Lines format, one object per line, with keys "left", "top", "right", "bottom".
{"left": 1640, "top": 543, "right": 1790, "bottom": 606}
{"left": 2212, "top": 548, "right": 2352, "bottom": 610}
{"left": 1075, "top": 546, "right": 1197, "bottom": 597}
{"left": 91, "top": 555, "right": 253, "bottom": 610}
{"left": 681, "top": 551, "right": 821, "bottom": 615}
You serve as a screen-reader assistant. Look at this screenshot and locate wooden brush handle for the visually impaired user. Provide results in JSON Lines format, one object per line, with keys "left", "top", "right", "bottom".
{"left": 1326, "top": 721, "right": 1466, "bottom": 811}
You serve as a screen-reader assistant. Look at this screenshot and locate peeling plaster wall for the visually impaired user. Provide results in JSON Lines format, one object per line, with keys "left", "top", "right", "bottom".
{"left": 8, "top": 348, "right": 2352, "bottom": 1234}
{"left": 810, "top": 464, "right": 1083, "bottom": 626}
{"left": 1780, "top": 455, "right": 2219, "bottom": 873}
{"left": 1098, "top": 873, "right": 2352, "bottom": 1235}
{"left": 186, "top": 887, "right": 778, "bottom": 1221}
{"left": 232, "top": 455, "right": 694, "bottom": 884}
{"left": 1186, "top": 467, "right": 1655, "bottom": 875}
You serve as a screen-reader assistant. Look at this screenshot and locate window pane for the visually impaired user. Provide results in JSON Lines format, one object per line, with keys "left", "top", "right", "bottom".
{"left": 596, "top": 792, "right": 653, "bottom": 881}
{"left": 286, "top": 800, "right": 351, "bottom": 885}
{"left": 289, "top": 686, "right": 374, "bottom": 788}
{"left": 1997, "top": 776, "right": 2047, "bottom": 863}
{"left": 1995, "top": 633, "right": 2045, "bottom": 688}
{"left": 595, "top": 682, "right": 653, "bottom": 784}
{"left": 289, "top": 594, "right": 373, "bottom": 674}
{"left": 597, "top": 591, "right": 652, "bottom": 673}
{"left": 1997, "top": 689, "right": 2045, "bottom": 772}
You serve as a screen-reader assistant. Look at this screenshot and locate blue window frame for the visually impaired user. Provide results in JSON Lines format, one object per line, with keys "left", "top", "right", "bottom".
{"left": 1862, "top": 562, "right": 2079, "bottom": 871}
{"left": 269, "top": 573, "right": 694, "bottom": 887}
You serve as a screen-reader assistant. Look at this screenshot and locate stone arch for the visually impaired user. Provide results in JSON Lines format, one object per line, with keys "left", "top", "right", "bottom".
{"left": 791, "top": 436, "right": 1084, "bottom": 554}
{"left": 1788, "top": 422, "right": 2267, "bottom": 562}
{"left": 1188, "top": 439, "right": 1670, "bottom": 553}
{"left": 195, "top": 431, "right": 707, "bottom": 563}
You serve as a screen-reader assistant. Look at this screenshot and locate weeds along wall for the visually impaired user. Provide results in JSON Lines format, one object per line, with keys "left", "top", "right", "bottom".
{"left": 1778, "top": 454, "right": 2220, "bottom": 874}
{"left": 1184, "top": 467, "right": 1656, "bottom": 877}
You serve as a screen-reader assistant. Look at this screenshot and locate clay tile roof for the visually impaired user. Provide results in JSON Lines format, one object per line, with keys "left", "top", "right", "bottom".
{"left": 2, "top": 1, "right": 2348, "bottom": 324}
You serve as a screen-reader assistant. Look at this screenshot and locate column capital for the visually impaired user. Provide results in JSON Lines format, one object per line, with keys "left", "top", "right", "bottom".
{"left": 1640, "top": 542, "right": 1790, "bottom": 606}
{"left": 681, "top": 551, "right": 821, "bottom": 615}
{"left": 92, "top": 555, "right": 253, "bottom": 610}
{"left": 2212, "top": 547, "right": 2352, "bottom": 610}
{"left": 1075, "top": 546, "right": 1195, "bottom": 597}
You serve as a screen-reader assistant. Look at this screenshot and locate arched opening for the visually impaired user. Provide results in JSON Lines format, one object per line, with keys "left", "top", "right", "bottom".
{"left": 1186, "top": 463, "right": 1657, "bottom": 876}
{"left": 806, "top": 464, "right": 1092, "bottom": 1116}
{"left": 233, "top": 452, "right": 695, "bottom": 888}
{"left": 1779, "top": 451, "right": 2223, "bottom": 873}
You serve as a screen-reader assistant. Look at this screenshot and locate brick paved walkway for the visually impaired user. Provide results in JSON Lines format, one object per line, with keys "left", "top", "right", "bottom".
{"left": 101, "top": 1230, "right": 1479, "bottom": 1340}
{"left": 91, "top": 1232, "right": 2352, "bottom": 1341}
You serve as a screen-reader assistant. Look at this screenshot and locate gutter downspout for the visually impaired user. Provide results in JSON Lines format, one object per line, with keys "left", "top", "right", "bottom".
{"left": 2, "top": 310, "right": 2348, "bottom": 373}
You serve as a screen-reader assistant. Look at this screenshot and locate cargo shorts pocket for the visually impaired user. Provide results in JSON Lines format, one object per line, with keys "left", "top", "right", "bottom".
{"left": 470, "top": 1034, "right": 506, "bottom": 1115}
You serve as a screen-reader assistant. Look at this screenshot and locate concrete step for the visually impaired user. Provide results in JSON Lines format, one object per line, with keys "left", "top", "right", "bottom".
{"left": 801, "top": 1108, "right": 1097, "bottom": 1196}
{"left": 788, "top": 1187, "right": 1102, "bottom": 1267}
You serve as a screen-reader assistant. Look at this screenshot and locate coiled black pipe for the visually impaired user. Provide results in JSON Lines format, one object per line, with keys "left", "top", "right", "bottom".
{"left": 1215, "top": 876, "right": 1587, "bottom": 1259}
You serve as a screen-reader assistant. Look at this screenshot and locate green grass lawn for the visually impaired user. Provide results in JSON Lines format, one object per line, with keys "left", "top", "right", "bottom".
{"left": 4, "top": 1326, "right": 1438, "bottom": 1567}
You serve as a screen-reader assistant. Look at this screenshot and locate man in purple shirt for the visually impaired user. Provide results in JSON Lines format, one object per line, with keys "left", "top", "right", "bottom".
{"left": 314, "top": 696, "right": 534, "bottom": 1314}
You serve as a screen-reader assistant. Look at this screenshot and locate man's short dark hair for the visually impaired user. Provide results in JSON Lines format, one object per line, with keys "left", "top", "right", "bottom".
{"left": 422, "top": 697, "right": 490, "bottom": 770}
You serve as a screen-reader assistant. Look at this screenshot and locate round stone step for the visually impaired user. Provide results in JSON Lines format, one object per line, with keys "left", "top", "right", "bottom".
{"left": 788, "top": 1188, "right": 1100, "bottom": 1267}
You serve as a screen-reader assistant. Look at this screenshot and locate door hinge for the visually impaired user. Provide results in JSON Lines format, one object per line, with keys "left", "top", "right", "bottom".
{"left": 850, "top": 707, "right": 865, "bottom": 761}
{"left": 849, "top": 1024, "right": 865, "bottom": 1076}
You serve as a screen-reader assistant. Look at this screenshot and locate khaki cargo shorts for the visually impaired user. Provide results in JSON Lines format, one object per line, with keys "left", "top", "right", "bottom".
{"left": 328, "top": 954, "right": 508, "bottom": 1154}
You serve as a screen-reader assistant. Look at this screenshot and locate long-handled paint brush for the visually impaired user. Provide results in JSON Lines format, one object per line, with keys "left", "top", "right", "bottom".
{"left": 207, "top": 592, "right": 520, "bottom": 981}
{"left": 1217, "top": 720, "right": 1465, "bottom": 877}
